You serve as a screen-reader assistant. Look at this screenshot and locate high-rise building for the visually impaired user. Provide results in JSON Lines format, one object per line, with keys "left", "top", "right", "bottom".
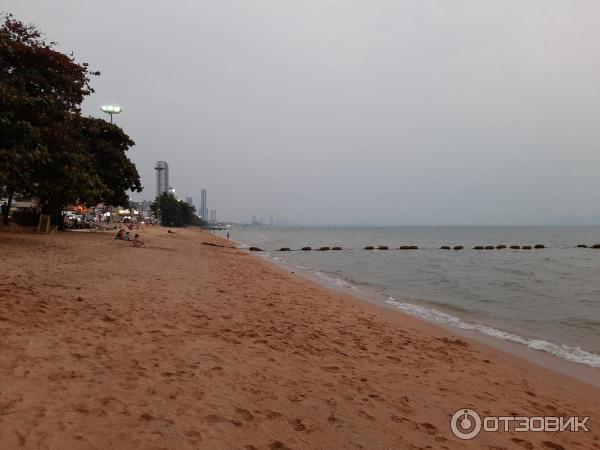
{"left": 209, "top": 209, "right": 217, "bottom": 223}
{"left": 185, "top": 196, "right": 193, "bottom": 206}
{"left": 200, "top": 187, "right": 207, "bottom": 220}
{"left": 155, "top": 161, "right": 169, "bottom": 198}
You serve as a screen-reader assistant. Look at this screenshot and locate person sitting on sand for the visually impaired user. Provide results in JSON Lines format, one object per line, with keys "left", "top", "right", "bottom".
{"left": 123, "top": 231, "right": 132, "bottom": 241}
{"left": 132, "top": 234, "right": 145, "bottom": 248}
{"left": 115, "top": 229, "right": 125, "bottom": 240}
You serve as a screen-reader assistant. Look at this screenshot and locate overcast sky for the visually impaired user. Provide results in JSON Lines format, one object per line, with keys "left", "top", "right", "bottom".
{"left": 4, "top": 1, "right": 600, "bottom": 225}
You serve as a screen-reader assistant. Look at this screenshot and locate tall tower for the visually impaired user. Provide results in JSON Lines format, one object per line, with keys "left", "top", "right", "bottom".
{"left": 155, "top": 161, "right": 169, "bottom": 198}
{"left": 200, "top": 187, "right": 207, "bottom": 220}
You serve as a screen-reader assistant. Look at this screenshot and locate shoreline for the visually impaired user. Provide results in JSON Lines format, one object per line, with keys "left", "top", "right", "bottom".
{"left": 1, "top": 227, "right": 598, "bottom": 449}
{"left": 315, "top": 272, "right": 600, "bottom": 388}
{"left": 248, "top": 246, "right": 600, "bottom": 389}
{"left": 231, "top": 234, "right": 600, "bottom": 387}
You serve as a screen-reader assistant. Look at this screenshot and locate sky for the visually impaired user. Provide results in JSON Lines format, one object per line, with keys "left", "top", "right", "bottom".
{"left": 4, "top": 1, "right": 600, "bottom": 225}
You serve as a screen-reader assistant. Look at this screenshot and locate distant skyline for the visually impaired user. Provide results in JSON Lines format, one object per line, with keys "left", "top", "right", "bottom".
{"left": 4, "top": 1, "right": 600, "bottom": 225}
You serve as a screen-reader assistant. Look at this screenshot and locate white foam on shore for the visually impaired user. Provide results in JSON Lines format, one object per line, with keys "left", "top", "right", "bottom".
{"left": 249, "top": 244, "right": 600, "bottom": 369}
{"left": 385, "top": 297, "right": 600, "bottom": 368}
{"left": 314, "top": 271, "right": 364, "bottom": 294}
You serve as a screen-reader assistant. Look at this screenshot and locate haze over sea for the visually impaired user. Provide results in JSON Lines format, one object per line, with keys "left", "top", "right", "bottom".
{"left": 232, "top": 226, "right": 600, "bottom": 368}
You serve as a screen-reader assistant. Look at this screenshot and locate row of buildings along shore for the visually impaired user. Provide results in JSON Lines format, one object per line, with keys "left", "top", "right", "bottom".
{"left": 0, "top": 160, "right": 219, "bottom": 229}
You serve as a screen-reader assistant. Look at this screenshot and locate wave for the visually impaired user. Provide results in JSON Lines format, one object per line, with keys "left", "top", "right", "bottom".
{"left": 384, "top": 297, "right": 600, "bottom": 368}
{"left": 249, "top": 237, "right": 600, "bottom": 369}
{"left": 559, "top": 318, "right": 600, "bottom": 332}
{"left": 314, "top": 272, "right": 365, "bottom": 294}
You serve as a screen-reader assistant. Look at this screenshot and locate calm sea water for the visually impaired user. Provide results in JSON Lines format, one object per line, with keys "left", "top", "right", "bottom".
{"left": 229, "top": 226, "right": 600, "bottom": 368}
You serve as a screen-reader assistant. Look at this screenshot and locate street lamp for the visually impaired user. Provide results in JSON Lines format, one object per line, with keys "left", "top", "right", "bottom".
{"left": 101, "top": 105, "right": 122, "bottom": 123}
{"left": 99, "top": 105, "right": 122, "bottom": 225}
{"left": 101, "top": 105, "right": 122, "bottom": 223}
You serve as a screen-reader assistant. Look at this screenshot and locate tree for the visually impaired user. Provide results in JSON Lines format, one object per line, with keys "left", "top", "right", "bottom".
{"left": 0, "top": 15, "right": 142, "bottom": 225}
{"left": 28, "top": 114, "right": 141, "bottom": 226}
{"left": 151, "top": 192, "right": 205, "bottom": 227}
{"left": 0, "top": 14, "right": 98, "bottom": 222}
{"left": 79, "top": 117, "right": 141, "bottom": 207}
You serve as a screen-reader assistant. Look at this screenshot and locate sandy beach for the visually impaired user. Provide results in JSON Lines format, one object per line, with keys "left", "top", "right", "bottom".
{"left": 0, "top": 227, "right": 598, "bottom": 449}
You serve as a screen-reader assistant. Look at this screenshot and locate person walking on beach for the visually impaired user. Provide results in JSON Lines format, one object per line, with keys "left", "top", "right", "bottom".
{"left": 227, "top": 231, "right": 230, "bottom": 240}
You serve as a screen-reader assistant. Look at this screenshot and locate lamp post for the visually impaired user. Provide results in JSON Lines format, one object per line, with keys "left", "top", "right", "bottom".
{"left": 101, "top": 105, "right": 122, "bottom": 223}
{"left": 101, "top": 105, "right": 122, "bottom": 124}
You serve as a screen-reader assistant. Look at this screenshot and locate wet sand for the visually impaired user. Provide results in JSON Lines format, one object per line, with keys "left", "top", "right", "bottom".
{"left": 0, "top": 227, "right": 598, "bottom": 449}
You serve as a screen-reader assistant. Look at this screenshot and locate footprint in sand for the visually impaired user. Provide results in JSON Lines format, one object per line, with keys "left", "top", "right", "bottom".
{"left": 269, "top": 442, "right": 292, "bottom": 450}
{"left": 511, "top": 437, "right": 534, "bottom": 449}
{"left": 264, "top": 410, "right": 282, "bottom": 419}
{"left": 235, "top": 408, "right": 254, "bottom": 421}
{"left": 290, "top": 418, "right": 306, "bottom": 431}
{"left": 542, "top": 442, "right": 566, "bottom": 450}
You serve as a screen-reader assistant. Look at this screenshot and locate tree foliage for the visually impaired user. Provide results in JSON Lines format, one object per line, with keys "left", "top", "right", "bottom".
{"left": 0, "top": 14, "right": 141, "bottom": 223}
{"left": 151, "top": 192, "right": 205, "bottom": 228}
{"left": 79, "top": 117, "right": 141, "bottom": 207}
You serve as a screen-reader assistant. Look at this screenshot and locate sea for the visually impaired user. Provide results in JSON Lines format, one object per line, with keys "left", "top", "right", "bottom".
{"left": 228, "top": 226, "right": 600, "bottom": 369}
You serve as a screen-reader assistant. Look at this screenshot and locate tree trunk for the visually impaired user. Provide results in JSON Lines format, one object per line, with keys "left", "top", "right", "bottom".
{"left": 2, "top": 189, "right": 14, "bottom": 225}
